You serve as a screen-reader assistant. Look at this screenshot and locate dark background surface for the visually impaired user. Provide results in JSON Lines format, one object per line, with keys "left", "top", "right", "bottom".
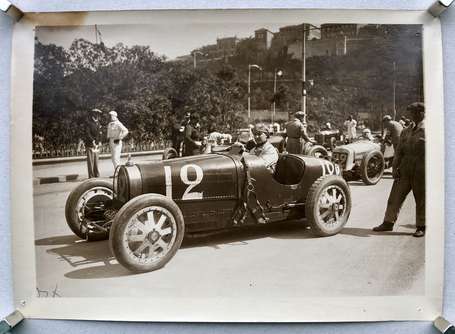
{"left": 1, "top": 1, "right": 454, "bottom": 333}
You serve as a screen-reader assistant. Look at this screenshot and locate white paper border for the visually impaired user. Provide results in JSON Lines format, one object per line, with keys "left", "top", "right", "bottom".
{"left": 11, "top": 9, "right": 444, "bottom": 322}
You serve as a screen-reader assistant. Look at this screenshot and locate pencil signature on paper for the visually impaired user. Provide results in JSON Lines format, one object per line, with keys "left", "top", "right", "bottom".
{"left": 36, "top": 284, "right": 61, "bottom": 297}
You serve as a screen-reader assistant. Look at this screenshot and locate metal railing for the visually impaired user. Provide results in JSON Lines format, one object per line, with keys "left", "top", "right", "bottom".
{"left": 32, "top": 141, "right": 170, "bottom": 159}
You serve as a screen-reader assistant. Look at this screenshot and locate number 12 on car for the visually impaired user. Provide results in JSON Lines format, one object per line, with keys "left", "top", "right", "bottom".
{"left": 164, "top": 164, "right": 204, "bottom": 200}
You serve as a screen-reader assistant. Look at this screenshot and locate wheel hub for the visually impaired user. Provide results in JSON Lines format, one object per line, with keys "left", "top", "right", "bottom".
{"left": 147, "top": 230, "right": 160, "bottom": 243}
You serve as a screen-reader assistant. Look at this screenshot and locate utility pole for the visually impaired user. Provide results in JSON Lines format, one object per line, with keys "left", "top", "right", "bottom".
{"left": 301, "top": 25, "right": 307, "bottom": 126}
{"left": 193, "top": 51, "right": 204, "bottom": 69}
{"left": 392, "top": 61, "right": 397, "bottom": 120}
{"left": 272, "top": 69, "right": 283, "bottom": 125}
{"left": 248, "top": 64, "right": 262, "bottom": 124}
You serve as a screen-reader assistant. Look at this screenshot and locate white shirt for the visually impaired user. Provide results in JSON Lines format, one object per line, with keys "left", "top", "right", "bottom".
{"left": 107, "top": 120, "right": 128, "bottom": 141}
{"left": 344, "top": 119, "right": 357, "bottom": 139}
{"left": 249, "top": 141, "right": 279, "bottom": 171}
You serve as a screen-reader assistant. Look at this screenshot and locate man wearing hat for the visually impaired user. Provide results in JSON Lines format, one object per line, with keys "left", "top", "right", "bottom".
{"left": 249, "top": 123, "right": 279, "bottom": 172}
{"left": 84, "top": 108, "right": 103, "bottom": 178}
{"left": 382, "top": 114, "right": 403, "bottom": 150}
{"left": 182, "top": 113, "right": 201, "bottom": 156}
{"left": 107, "top": 110, "right": 129, "bottom": 169}
{"left": 285, "top": 111, "right": 314, "bottom": 154}
{"left": 373, "top": 102, "right": 426, "bottom": 237}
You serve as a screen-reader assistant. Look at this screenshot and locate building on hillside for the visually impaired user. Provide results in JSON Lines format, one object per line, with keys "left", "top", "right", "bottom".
{"left": 282, "top": 24, "right": 371, "bottom": 59}
{"left": 320, "top": 24, "right": 359, "bottom": 39}
{"left": 189, "top": 36, "right": 239, "bottom": 61}
{"left": 175, "top": 54, "right": 193, "bottom": 62}
{"left": 254, "top": 28, "right": 274, "bottom": 50}
{"left": 216, "top": 36, "right": 239, "bottom": 57}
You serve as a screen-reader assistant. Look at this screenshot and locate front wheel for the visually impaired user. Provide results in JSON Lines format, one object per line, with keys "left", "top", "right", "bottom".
{"left": 305, "top": 175, "right": 351, "bottom": 237}
{"left": 65, "top": 178, "right": 113, "bottom": 241}
{"left": 360, "top": 150, "right": 385, "bottom": 185}
{"left": 307, "top": 144, "right": 328, "bottom": 158}
{"left": 109, "top": 194, "right": 184, "bottom": 273}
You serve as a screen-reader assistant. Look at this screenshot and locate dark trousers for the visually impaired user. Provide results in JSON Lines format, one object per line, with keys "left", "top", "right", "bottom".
{"left": 86, "top": 148, "right": 100, "bottom": 178}
{"left": 383, "top": 174, "right": 425, "bottom": 227}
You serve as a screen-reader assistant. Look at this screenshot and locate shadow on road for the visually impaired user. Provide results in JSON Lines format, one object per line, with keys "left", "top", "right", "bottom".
{"left": 35, "top": 235, "right": 81, "bottom": 246}
{"left": 37, "top": 222, "right": 313, "bottom": 280}
{"left": 65, "top": 264, "right": 132, "bottom": 280}
{"left": 182, "top": 221, "right": 313, "bottom": 249}
{"left": 341, "top": 227, "right": 415, "bottom": 237}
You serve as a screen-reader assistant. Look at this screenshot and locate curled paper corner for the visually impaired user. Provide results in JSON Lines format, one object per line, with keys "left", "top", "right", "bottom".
{"left": 0, "top": 0, "right": 23, "bottom": 21}
{"left": 428, "top": 0, "right": 454, "bottom": 17}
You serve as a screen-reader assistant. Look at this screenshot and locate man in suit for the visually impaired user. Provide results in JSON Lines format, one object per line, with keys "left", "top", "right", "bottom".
{"left": 84, "top": 108, "right": 103, "bottom": 178}
{"left": 373, "top": 102, "right": 426, "bottom": 237}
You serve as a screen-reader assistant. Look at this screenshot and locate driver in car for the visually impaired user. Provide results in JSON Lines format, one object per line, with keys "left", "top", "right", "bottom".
{"left": 248, "top": 123, "right": 279, "bottom": 172}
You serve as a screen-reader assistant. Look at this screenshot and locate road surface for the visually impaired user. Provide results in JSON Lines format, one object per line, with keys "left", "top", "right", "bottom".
{"left": 33, "top": 172, "right": 424, "bottom": 298}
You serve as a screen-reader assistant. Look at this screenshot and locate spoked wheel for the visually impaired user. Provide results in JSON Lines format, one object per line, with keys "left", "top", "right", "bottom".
{"left": 65, "top": 179, "right": 113, "bottom": 241}
{"left": 110, "top": 194, "right": 184, "bottom": 273}
{"left": 360, "top": 150, "right": 385, "bottom": 185}
{"left": 305, "top": 175, "right": 351, "bottom": 236}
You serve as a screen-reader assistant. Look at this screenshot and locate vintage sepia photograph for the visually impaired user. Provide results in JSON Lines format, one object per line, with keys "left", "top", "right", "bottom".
{"left": 24, "top": 10, "right": 439, "bottom": 320}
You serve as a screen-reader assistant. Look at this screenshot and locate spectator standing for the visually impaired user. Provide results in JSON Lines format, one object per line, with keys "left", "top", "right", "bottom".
{"left": 107, "top": 110, "right": 129, "bottom": 169}
{"left": 373, "top": 103, "right": 426, "bottom": 237}
{"left": 382, "top": 115, "right": 404, "bottom": 150}
{"left": 84, "top": 108, "right": 103, "bottom": 178}
{"left": 285, "top": 111, "right": 314, "bottom": 154}
{"left": 183, "top": 113, "right": 201, "bottom": 156}
{"left": 344, "top": 115, "right": 357, "bottom": 143}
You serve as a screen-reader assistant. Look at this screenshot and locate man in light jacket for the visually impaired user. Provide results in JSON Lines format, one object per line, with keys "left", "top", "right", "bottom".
{"left": 107, "top": 110, "right": 129, "bottom": 169}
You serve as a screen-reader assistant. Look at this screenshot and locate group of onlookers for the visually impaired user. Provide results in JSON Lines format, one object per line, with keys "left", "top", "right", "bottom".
{"left": 85, "top": 108, "right": 129, "bottom": 178}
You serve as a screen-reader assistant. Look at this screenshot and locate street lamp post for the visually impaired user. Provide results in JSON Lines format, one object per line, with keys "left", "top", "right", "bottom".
{"left": 193, "top": 51, "right": 204, "bottom": 69}
{"left": 302, "top": 30, "right": 307, "bottom": 126}
{"left": 248, "top": 64, "right": 262, "bottom": 124}
{"left": 272, "top": 69, "right": 283, "bottom": 125}
{"left": 301, "top": 23, "right": 321, "bottom": 126}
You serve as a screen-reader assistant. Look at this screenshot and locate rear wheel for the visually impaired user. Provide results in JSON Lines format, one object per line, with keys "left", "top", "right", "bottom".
{"left": 65, "top": 178, "right": 113, "bottom": 241}
{"left": 360, "top": 150, "right": 385, "bottom": 185}
{"left": 305, "top": 175, "right": 351, "bottom": 236}
{"left": 110, "top": 194, "right": 184, "bottom": 273}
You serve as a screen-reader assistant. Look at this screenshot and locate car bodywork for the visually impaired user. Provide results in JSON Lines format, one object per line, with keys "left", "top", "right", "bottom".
{"left": 331, "top": 139, "right": 389, "bottom": 185}
{"left": 314, "top": 129, "right": 342, "bottom": 150}
{"left": 115, "top": 152, "right": 340, "bottom": 232}
{"left": 66, "top": 149, "right": 351, "bottom": 273}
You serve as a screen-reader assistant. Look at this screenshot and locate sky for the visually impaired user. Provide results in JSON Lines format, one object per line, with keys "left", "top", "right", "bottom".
{"left": 36, "top": 22, "right": 291, "bottom": 60}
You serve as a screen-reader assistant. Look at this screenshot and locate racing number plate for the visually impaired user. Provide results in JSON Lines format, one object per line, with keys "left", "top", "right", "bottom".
{"left": 332, "top": 152, "right": 347, "bottom": 168}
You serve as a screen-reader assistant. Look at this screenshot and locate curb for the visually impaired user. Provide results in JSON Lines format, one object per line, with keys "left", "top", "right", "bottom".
{"left": 33, "top": 174, "right": 83, "bottom": 186}
{"left": 33, "top": 150, "right": 164, "bottom": 166}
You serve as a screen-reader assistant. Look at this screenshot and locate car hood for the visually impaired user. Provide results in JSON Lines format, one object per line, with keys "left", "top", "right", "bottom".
{"left": 334, "top": 140, "right": 381, "bottom": 155}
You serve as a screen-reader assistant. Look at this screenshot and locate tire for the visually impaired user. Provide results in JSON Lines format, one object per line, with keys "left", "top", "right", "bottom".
{"left": 162, "top": 147, "right": 178, "bottom": 160}
{"left": 109, "top": 194, "right": 184, "bottom": 273}
{"left": 360, "top": 150, "right": 385, "bottom": 185}
{"left": 305, "top": 175, "right": 351, "bottom": 237}
{"left": 307, "top": 145, "right": 328, "bottom": 158}
{"left": 65, "top": 178, "right": 113, "bottom": 241}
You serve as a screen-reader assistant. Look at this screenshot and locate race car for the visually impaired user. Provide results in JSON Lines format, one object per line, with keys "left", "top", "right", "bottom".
{"left": 314, "top": 129, "right": 342, "bottom": 151}
{"left": 331, "top": 138, "right": 392, "bottom": 185}
{"left": 65, "top": 147, "right": 351, "bottom": 273}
